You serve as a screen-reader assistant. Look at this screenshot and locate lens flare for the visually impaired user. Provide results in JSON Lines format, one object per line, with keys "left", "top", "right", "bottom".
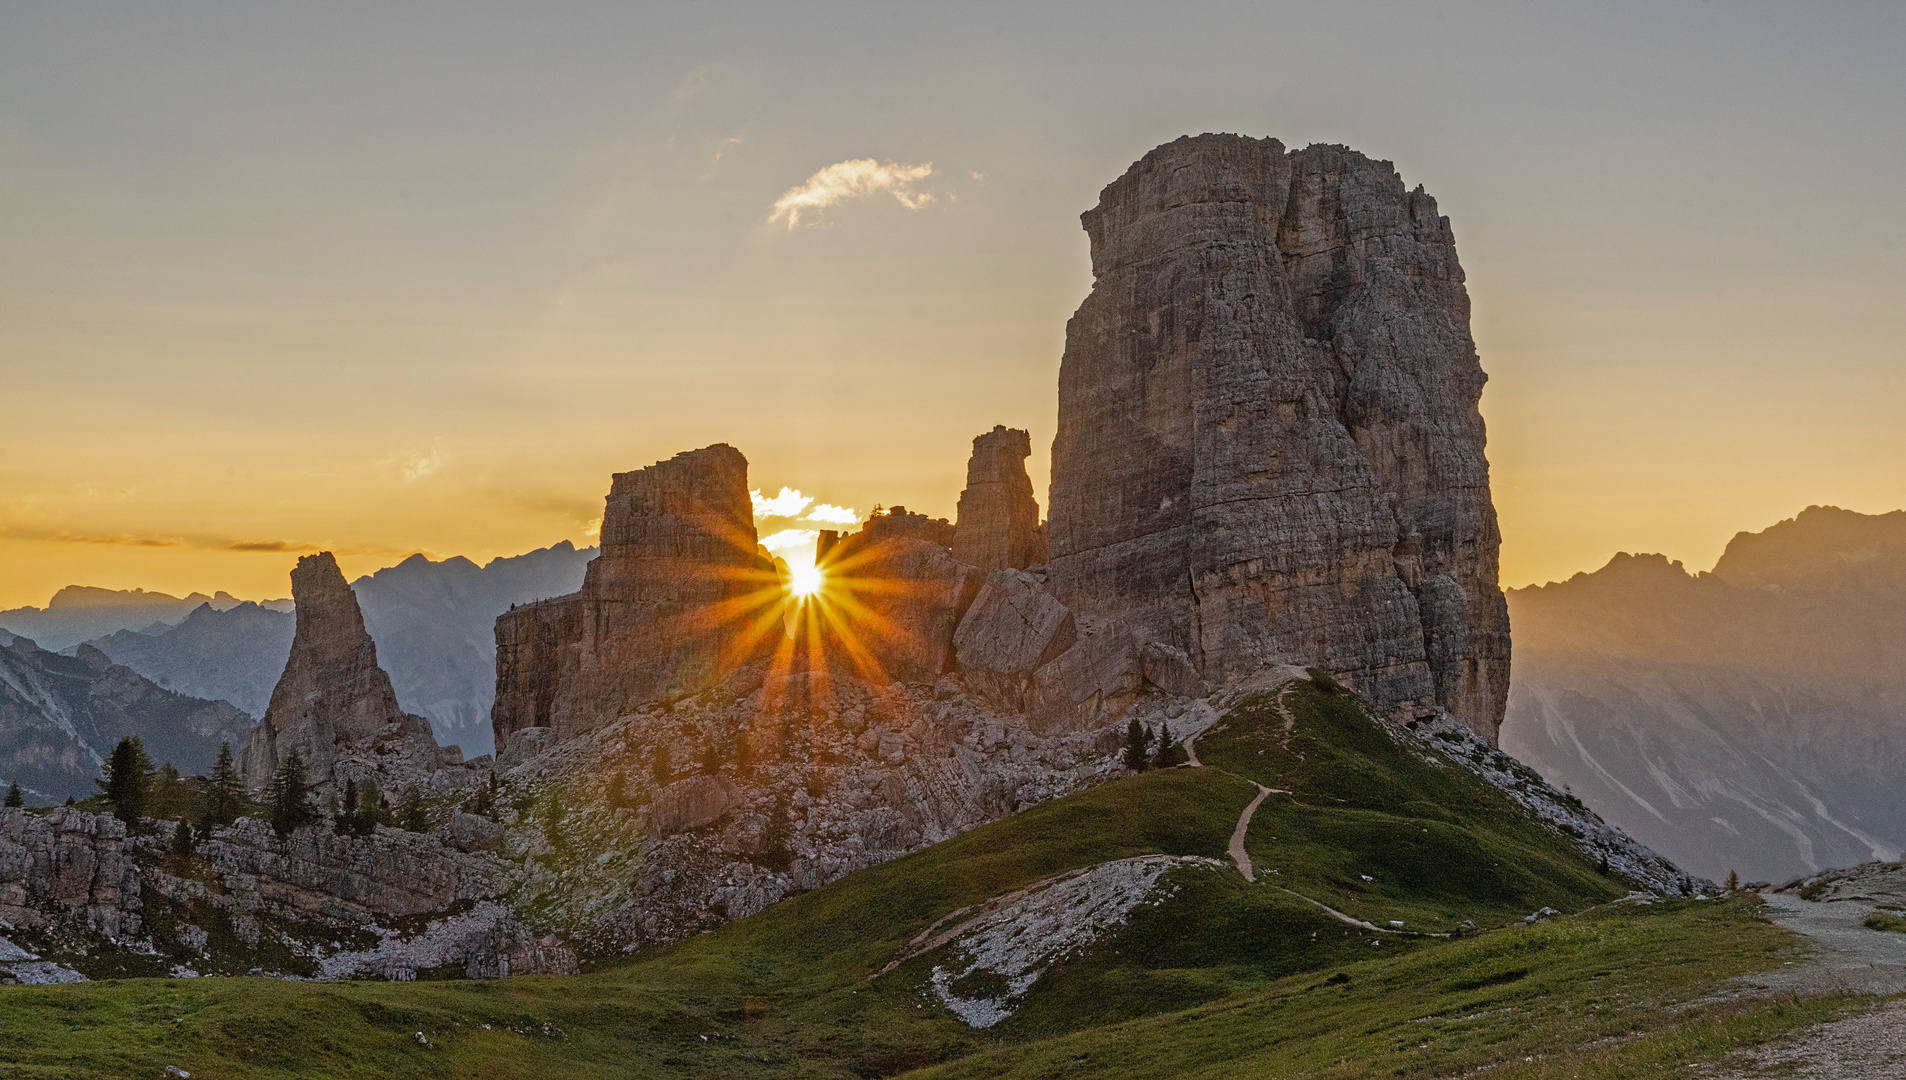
{"left": 789, "top": 563, "right": 823, "bottom": 598}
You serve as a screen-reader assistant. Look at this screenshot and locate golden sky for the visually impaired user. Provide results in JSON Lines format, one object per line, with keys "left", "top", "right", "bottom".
{"left": 3, "top": 4, "right": 1903, "bottom": 609}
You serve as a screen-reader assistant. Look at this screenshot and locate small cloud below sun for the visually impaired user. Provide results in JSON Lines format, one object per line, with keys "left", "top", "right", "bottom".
{"left": 751, "top": 487, "right": 813, "bottom": 518}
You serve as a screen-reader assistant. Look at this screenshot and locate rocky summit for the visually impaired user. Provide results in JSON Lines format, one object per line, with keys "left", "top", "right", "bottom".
{"left": 1046, "top": 134, "right": 1511, "bottom": 742}
{"left": 952, "top": 425, "right": 1047, "bottom": 573}
{"left": 238, "top": 552, "right": 452, "bottom": 793}
{"left": 491, "top": 444, "right": 778, "bottom": 749}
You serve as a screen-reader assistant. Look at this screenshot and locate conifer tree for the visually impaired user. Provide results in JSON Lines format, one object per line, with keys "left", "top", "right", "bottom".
{"left": 266, "top": 747, "right": 319, "bottom": 837}
{"left": 352, "top": 780, "right": 383, "bottom": 837}
{"left": 1150, "top": 722, "right": 1181, "bottom": 769}
{"left": 336, "top": 778, "right": 358, "bottom": 835}
{"left": 1725, "top": 869, "right": 1740, "bottom": 892}
{"left": 397, "top": 788, "right": 429, "bottom": 832}
{"left": 4, "top": 781, "right": 22, "bottom": 808}
{"left": 200, "top": 742, "right": 242, "bottom": 829}
{"left": 1122, "top": 718, "right": 1150, "bottom": 773}
{"left": 98, "top": 736, "right": 154, "bottom": 827}
{"left": 169, "top": 817, "right": 195, "bottom": 861}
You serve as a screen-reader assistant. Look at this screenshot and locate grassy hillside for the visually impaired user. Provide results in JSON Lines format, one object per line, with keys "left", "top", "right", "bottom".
{"left": 0, "top": 677, "right": 1841, "bottom": 1078}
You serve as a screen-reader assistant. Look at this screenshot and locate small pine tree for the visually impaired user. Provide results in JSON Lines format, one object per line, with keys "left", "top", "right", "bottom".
{"left": 1597, "top": 853, "right": 1610, "bottom": 876}
{"left": 169, "top": 817, "right": 195, "bottom": 861}
{"left": 1151, "top": 723, "right": 1182, "bottom": 770}
{"left": 4, "top": 781, "right": 22, "bottom": 808}
{"left": 200, "top": 742, "right": 242, "bottom": 829}
{"left": 397, "top": 788, "right": 430, "bottom": 833}
{"left": 606, "top": 772, "right": 625, "bottom": 809}
{"left": 266, "top": 747, "right": 319, "bottom": 838}
{"left": 1121, "top": 718, "right": 1150, "bottom": 772}
{"left": 98, "top": 736, "right": 155, "bottom": 827}
{"left": 652, "top": 744, "right": 672, "bottom": 786}
{"left": 1725, "top": 869, "right": 1740, "bottom": 892}
{"left": 336, "top": 778, "right": 358, "bottom": 835}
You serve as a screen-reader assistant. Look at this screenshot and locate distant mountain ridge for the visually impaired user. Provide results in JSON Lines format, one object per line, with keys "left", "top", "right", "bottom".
{"left": 1502, "top": 505, "right": 1906, "bottom": 883}
{"left": 0, "top": 631, "right": 255, "bottom": 802}
{"left": 76, "top": 543, "right": 595, "bottom": 758}
{"left": 0, "top": 587, "right": 290, "bottom": 652}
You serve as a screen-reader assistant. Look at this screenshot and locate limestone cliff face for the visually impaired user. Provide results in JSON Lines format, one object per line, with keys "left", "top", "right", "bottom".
{"left": 1045, "top": 133, "right": 1510, "bottom": 741}
{"left": 953, "top": 426, "right": 1046, "bottom": 572}
{"left": 493, "top": 445, "right": 775, "bottom": 748}
{"left": 239, "top": 552, "right": 435, "bottom": 788}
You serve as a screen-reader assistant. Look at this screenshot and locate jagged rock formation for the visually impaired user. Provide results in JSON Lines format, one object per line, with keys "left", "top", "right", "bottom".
{"left": 492, "top": 445, "right": 777, "bottom": 750}
{"left": 1502, "top": 507, "right": 1906, "bottom": 882}
{"left": 1045, "top": 133, "right": 1510, "bottom": 741}
{"left": 0, "top": 634, "right": 255, "bottom": 801}
{"left": 239, "top": 552, "right": 437, "bottom": 789}
{"left": 953, "top": 426, "right": 1046, "bottom": 571}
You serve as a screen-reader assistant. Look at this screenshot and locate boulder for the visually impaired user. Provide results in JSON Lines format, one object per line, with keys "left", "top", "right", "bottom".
{"left": 953, "top": 570, "right": 1077, "bottom": 711}
{"left": 649, "top": 774, "right": 741, "bottom": 836}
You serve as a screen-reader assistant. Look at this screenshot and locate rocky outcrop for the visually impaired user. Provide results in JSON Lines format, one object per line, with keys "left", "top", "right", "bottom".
{"left": 954, "top": 570, "right": 1077, "bottom": 712}
{"left": 239, "top": 552, "right": 436, "bottom": 789}
{"left": 0, "top": 634, "right": 255, "bottom": 802}
{"left": 492, "top": 445, "right": 777, "bottom": 748}
{"left": 0, "top": 807, "right": 141, "bottom": 938}
{"left": 490, "top": 662, "right": 1147, "bottom": 952}
{"left": 1045, "top": 134, "right": 1510, "bottom": 741}
{"left": 953, "top": 426, "right": 1046, "bottom": 572}
{"left": 854, "top": 506, "right": 956, "bottom": 552}
{"left": 0, "top": 803, "right": 573, "bottom": 981}
{"left": 828, "top": 539, "right": 984, "bottom": 682}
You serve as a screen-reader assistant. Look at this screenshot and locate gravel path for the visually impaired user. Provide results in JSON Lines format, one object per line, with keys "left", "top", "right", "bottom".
{"left": 1703, "top": 864, "right": 1906, "bottom": 1078}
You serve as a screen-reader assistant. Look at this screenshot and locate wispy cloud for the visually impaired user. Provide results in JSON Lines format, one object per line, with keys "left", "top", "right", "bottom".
{"left": 751, "top": 487, "right": 814, "bottom": 518}
{"left": 228, "top": 539, "right": 319, "bottom": 553}
{"left": 401, "top": 445, "right": 446, "bottom": 483}
{"left": 759, "top": 527, "right": 819, "bottom": 553}
{"left": 58, "top": 533, "right": 183, "bottom": 548}
{"left": 769, "top": 159, "right": 935, "bottom": 229}
{"left": 804, "top": 503, "right": 859, "bottom": 525}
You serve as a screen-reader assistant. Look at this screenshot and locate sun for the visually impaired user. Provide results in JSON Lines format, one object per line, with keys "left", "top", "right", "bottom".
{"left": 789, "top": 562, "right": 824, "bottom": 599}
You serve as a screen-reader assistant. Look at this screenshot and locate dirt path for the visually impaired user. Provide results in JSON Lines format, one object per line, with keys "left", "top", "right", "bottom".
{"left": 1229, "top": 783, "right": 1273, "bottom": 881}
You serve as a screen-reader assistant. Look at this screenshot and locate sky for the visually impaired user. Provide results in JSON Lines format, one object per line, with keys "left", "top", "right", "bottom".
{"left": 2, "top": 2, "right": 1903, "bottom": 609}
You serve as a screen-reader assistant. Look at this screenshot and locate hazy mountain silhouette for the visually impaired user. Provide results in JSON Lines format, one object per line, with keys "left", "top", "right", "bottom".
{"left": 85, "top": 601, "right": 296, "bottom": 717}
{"left": 0, "top": 586, "right": 286, "bottom": 652}
{"left": 1502, "top": 506, "right": 1906, "bottom": 883}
